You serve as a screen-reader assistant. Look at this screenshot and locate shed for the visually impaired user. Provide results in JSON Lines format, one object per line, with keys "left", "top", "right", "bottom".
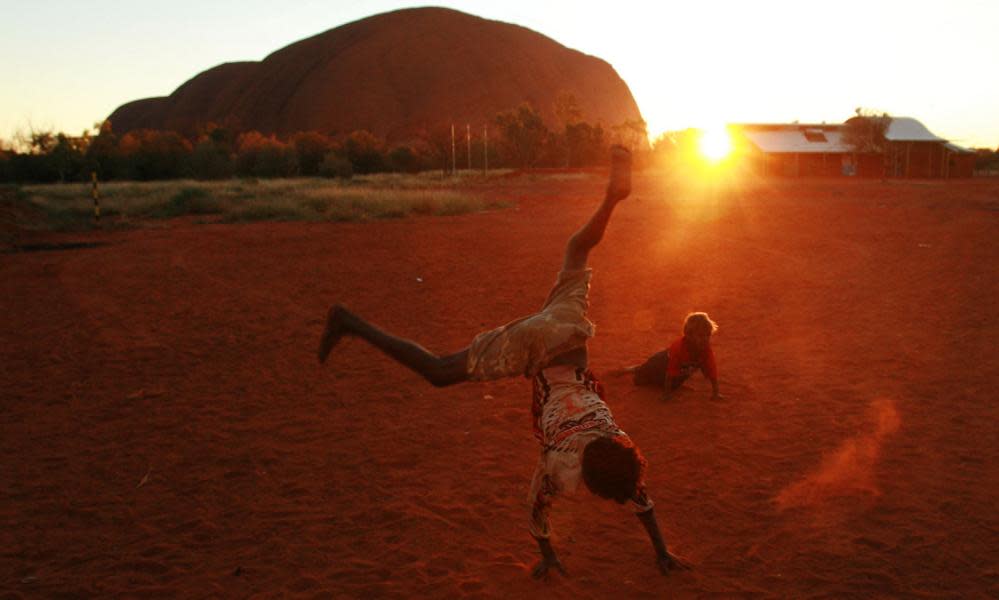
{"left": 732, "top": 123, "right": 880, "bottom": 177}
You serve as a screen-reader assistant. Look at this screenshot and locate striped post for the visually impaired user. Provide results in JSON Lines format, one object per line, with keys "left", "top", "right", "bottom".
{"left": 91, "top": 171, "right": 100, "bottom": 223}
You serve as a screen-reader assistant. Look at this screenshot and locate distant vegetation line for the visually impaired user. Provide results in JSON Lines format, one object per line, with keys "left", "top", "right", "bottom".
{"left": 7, "top": 175, "right": 514, "bottom": 232}
{"left": 0, "top": 99, "right": 651, "bottom": 185}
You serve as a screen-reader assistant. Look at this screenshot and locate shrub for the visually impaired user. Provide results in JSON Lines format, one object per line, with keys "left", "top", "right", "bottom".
{"left": 151, "top": 187, "right": 222, "bottom": 217}
{"left": 0, "top": 153, "right": 11, "bottom": 183}
{"left": 343, "top": 130, "right": 386, "bottom": 174}
{"left": 235, "top": 132, "right": 298, "bottom": 178}
{"left": 388, "top": 145, "right": 422, "bottom": 173}
{"left": 319, "top": 153, "right": 354, "bottom": 179}
{"left": 117, "top": 129, "right": 193, "bottom": 180}
{"left": 190, "top": 140, "right": 234, "bottom": 180}
{"left": 291, "top": 132, "right": 335, "bottom": 176}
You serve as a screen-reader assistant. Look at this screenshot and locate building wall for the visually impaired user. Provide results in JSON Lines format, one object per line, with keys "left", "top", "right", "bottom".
{"left": 884, "top": 142, "right": 977, "bottom": 178}
{"left": 949, "top": 153, "right": 975, "bottom": 178}
{"left": 751, "top": 144, "right": 972, "bottom": 179}
{"left": 753, "top": 152, "right": 882, "bottom": 177}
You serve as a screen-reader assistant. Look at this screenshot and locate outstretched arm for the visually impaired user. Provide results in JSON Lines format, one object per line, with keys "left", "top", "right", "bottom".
{"left": 562, "top": 146, "right": 632, "bottom": 271}
{"left": 702, "top": 347, "right": 722, "bottom": 399}
{"left": 529, "top": 478, "right": 566, "bottom": 579}
{"left": 636, "top": 508, "right": 691, "bottom": 574}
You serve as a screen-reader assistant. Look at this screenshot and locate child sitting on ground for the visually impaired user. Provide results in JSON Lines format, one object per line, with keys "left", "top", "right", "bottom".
{"left": 629, "top": 312, "right": 721, "bottom": 400}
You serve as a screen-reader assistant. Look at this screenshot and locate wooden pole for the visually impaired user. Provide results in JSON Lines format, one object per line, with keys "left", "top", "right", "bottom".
{"left": 91, "top": 171, "right": 100, "bottom": 223}
{"left": 451, "top": 124, "right": 456, "bottom": 176}
{"left": 466, "top": 124, "right": 471, "bottom": 171}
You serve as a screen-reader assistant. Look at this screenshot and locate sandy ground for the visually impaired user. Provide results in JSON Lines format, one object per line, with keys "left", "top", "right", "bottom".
{"left": 2, "top": 173, "right": 998, "bottom": 599}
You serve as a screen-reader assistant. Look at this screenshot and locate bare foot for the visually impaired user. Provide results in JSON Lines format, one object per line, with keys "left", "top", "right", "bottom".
{"left": 318, "top": 305, "right": 346, "bottom": 363}
{"left": 607, "top": 145, "right": 632, "bottom": 202}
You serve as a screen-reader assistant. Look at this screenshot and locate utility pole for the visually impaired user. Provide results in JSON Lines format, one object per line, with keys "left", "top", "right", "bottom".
{"left": 466, "top": 124, "right": 471, "bottom": 171}
{"left": 450, "top": 123, "right": 456, "bottom": 175}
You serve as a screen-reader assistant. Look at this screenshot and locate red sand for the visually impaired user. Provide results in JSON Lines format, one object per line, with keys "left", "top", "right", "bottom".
{"left": 2, "top": 174, "right": 998, "bottom": 598}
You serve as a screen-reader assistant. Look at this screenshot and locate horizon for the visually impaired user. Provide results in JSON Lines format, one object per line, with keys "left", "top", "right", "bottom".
{"left": 3, "top": 0, "right": 998, "bottom": 149}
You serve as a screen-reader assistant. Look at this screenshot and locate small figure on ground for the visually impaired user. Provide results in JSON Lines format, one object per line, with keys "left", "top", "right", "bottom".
{"left": 628, "top": 312, "right": 722, "bottom": 401}
{"left": 319, "top": 146, "right": 689, "bottom": 578}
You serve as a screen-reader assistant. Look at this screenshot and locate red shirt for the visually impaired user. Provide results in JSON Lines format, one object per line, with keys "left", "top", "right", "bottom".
{"left": 667, "top": 336, "right": 718, "bottom": 382}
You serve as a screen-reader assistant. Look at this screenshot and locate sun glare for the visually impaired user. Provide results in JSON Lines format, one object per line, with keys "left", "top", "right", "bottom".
{"left": 698, "top": 127, "right": 732, "bottom": 162}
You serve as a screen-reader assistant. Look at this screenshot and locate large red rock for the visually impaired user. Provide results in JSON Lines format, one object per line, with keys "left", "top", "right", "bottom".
{"left": 107, "top": 7, "right": 644, "bottom": 140}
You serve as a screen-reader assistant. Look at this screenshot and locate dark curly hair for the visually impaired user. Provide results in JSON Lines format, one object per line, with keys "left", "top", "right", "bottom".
{"left": 581, "top": 435, "right": 647, "bottom": 504}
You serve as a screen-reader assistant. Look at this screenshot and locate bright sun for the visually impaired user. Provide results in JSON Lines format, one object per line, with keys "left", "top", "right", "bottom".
{"left": 698, "top": 127, "right": 732, "bottom": 161}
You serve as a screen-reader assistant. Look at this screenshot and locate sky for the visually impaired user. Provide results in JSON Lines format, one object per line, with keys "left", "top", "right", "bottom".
{"left": 3, "top": 0, "right": 998, "bottom": 148}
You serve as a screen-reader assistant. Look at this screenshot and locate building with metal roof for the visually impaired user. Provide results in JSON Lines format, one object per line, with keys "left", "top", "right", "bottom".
{"left": 731, "top": 117, "right": 974, "bottom": 178}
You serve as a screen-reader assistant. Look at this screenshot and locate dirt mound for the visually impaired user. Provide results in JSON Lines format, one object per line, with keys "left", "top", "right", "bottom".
{"left": 108, "top": 7, "right": 643, "bottom": 141}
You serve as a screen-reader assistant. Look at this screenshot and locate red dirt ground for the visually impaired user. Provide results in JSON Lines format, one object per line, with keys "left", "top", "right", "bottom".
{"left": 2, "top": 174, "right": 998, "bottom": 598}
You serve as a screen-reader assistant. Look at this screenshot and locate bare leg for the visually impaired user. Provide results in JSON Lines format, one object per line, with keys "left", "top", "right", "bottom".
{"left": 561, "top": 145, "right": 632, "bottom": 271}
{"left": 543, "top": 146, "right": 632, "bottom": 370}
{"left": 319, "top": 304, "right": 469, "bottom": 387}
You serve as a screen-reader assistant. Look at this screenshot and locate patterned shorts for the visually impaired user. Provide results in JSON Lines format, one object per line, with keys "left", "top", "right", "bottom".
{"left": 465, "top": 269, "right": 595, "bottom": 381}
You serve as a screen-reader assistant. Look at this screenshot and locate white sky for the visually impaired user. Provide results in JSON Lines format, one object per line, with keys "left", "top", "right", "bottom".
{"left": 2, "top": 0, "right": 997, "bottom": 148}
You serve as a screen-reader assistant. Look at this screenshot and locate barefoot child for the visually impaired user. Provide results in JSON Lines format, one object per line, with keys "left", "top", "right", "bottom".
{"left": 318, "top": 147, "right": 688, "bottom": 578}
{"left": 630, "top": 312, "right": 721, "bottom": 401}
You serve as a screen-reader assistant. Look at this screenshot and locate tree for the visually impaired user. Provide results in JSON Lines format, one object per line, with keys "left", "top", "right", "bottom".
{"left": 554, "top": 92, "right": 583, "bottom": 167}
{"left": 190, "top": 139, "right": 234, "bottom": 180}
{"left": 0, "top": 144, "right": 12, "bottom": 183}
{"left": 86, "top": 121, "right": 120, "bottom": 180}
{"left": 235, "top": 131, "right": 297, "bottom": 178}
{"left": 388, "top": 144, "right": 427, "bottom": 173}
{"left": 611, "top": 118, "right": 650, "bottom": 152}
{"left": 495, "top": 103, "right": 549, "bottom": 168}
{"left": 565, "top": 121, "right": 606, "bottom": 167}
{"left": 291, "top": 131, "right": 335, "bottom": 176}
{"left": 415, "top": 125, "right": 453, "bottom": 175}
{"left": 118, "top": 129, "right": 192, "bottom": 180}
{"left": 343, "top": 130, "right": 386, "bottom": 174}
{"left": 974, "top": 147, "right": 999, "bottom": 173}
{"left": 843, "top": 108, "right": 891, "bottom": 153}
{"left": 49, "top": 132, "right": 89, "bottom": 182}
{"left": 318, "top": 152, "right": 353, "bottom": 179}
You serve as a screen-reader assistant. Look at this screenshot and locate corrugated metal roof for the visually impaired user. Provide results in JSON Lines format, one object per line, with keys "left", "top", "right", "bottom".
{"left": 741, "top": 128, "right": 854, "bottom": 153}
{"left": 944, "top": 142, "right": 973, "bottom": 154}
{"left": 885, "top": 117, "right": 947, "bottom": 142}
{"left": 735, "top": 117, "right": 951, "bottom": 153}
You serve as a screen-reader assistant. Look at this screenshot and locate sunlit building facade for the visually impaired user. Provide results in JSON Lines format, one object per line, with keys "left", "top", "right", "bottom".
{"left": 730, "top": 118, "right": 975, "bottom": 178}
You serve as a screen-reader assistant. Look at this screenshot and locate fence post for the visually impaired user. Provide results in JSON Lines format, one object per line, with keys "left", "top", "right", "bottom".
{"left": 91, "top": 171, "right": 100, "bottom": 224}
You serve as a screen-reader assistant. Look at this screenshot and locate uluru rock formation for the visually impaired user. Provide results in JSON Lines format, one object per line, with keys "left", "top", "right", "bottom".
{"left": 108, "top": 7, "right": 644, "bottom": 141}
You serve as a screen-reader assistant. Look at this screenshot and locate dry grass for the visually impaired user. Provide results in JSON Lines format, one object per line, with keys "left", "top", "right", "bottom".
{"left": 16, "top": 172, "right": 516, "bottom": 231}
